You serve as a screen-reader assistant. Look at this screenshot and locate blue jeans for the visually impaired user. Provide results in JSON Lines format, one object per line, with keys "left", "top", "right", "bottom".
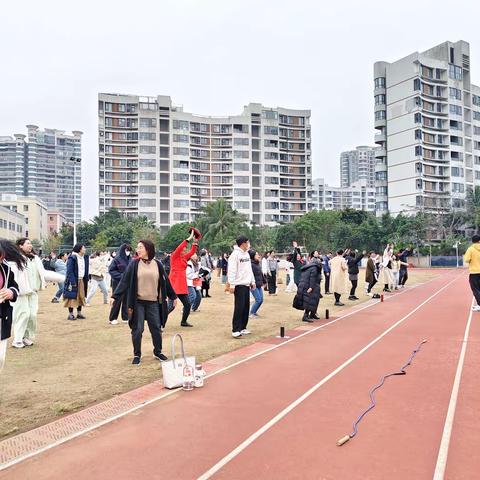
{"left": 55, "top": 282, "right": 65, "bottom": 300}
{"left": 188, "top": 287, "right": 202, "bottom": 311}
{"left": 250, "top": 287, "right": 263, "bottom": 316}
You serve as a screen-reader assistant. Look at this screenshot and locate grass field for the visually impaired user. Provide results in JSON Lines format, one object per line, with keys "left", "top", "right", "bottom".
{"left": 0, "top": 268, "right": 437, "bottom": 439}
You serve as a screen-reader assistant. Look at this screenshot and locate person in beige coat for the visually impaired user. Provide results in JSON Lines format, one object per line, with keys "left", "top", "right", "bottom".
{"left": 329, "top": 249, "right": 348, "bottom": 306}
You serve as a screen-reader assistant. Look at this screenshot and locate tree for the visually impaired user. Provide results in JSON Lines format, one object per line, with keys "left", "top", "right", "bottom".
{"left": 158, "top": 222, "right": 191, "bottom": 252}
{"left": 42, "top": 234, "right": 61, "bottom": 254}
{"left": 466, "top": 186, "right": 480, "bottom": 233}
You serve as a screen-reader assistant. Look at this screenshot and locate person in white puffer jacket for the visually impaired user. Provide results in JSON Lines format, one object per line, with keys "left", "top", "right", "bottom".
{"left": 227, "top": 235, "right": 255, "bottom": 338}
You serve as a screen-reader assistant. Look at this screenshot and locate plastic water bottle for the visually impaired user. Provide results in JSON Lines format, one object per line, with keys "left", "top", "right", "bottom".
{"left": 194, "top": 364, "right": 205, "bottom": 388}
{"left": 182, "top": 365, "right": 194, "bottom": 391}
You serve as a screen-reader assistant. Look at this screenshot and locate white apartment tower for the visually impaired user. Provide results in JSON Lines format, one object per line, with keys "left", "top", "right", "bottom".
{"left": 340, "top": 146, "right": 376, "bottom": 188}
{"left": 374, "top": 40, "right": 480, "bottom": 215}
{"left": 98, "top": 94, "right": 312, "bottom": 231}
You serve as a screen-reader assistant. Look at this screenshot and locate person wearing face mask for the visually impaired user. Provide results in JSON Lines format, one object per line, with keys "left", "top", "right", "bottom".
{"left": 108, "top": 243, "right": 132, "bottom": 325}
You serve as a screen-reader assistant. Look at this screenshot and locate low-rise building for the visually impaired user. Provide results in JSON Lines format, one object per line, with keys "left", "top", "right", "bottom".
{"left": 0, "top": 194, "right": 48, "bottom": 240}
{"left": 0, "top": 205, "right": 26, "bottom": 241}
{"left": 47, "top": 210, "right": 67, "bottom": 235}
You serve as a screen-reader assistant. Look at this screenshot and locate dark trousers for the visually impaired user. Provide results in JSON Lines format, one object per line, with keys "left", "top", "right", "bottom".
{"left": 232, "top": 285, "right": 250, "bottom": 333}
{"left": 110, "top": 280, "right": 129, "bottom": 321}
{"left": 367, "top": 279, "right": 377, "bottom": 293}
{"left": 399, "top": 268, "right": 408, "bottom": 286}
{"left": 131, "top": 300, "right": 162, "bottom": 358}
{"left": 469, "top": 274, "right": 480, "bottom": 305}
{"left": 177, "top": 294, "right": 191, "bottom": 324}
{"left": 350, "top": 280, "right": 358, "bottom": 296}
{"left": 202, "top": 279, "right": 211, "bottom": 297}
{"left": 334, "top": 293, "right": 341, "bottom": 303}
{"left": 267, "top": 271, "right": 277, "bottom": 294}
{"left": 324, "top": 273, "right": 330, "bottom": 293}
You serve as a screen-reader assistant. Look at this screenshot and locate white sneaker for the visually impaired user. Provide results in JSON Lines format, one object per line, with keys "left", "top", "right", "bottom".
{"left": 110, "top": 320, "right": 119, "bottom": 325}
{"left": 232, "top": 331, "right": 242, "bottom": 338}
{"left": 12, "top": 341, "right": 24, "bottom": 349}
{"left": 472, "top": 305, "right": 480, "bottom": 312}
{"left": 241, "top": 329, "right": 251, "bottom": 335}
{"left": 22, "top": 338, "right": 34, "bottom": 346}
{"left": 85, "top": 303, "right": 91, "bottom": 307}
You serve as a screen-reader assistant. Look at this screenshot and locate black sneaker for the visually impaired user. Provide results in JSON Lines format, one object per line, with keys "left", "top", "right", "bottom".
{"left": 51, "top": 298, "right": 59, "bottom": 303}
{"left": 181, "top": 322, "right": 193, "bottom": 327}
{"left": 348, "top": 296, "right": 359, "bottom": 301}
{"left": 309, "top": 313, "right": 320, "bottom": 320}
{"left": 302, "top": 313, "right": 314, "bottom": 323}
{"left": 76, "top": 313, "right": 86, "bottom": 319}
{"left": 132, "top": 356, "right": 141, "bottom": 365}
{"left": 154, "top": 353, "right": 168, "bottom": 361}
{"left": 67, "top": 314, "right": 76, "bottom": 321}
{"left": 334, "top": 302, "right": 345, "bottom": 307}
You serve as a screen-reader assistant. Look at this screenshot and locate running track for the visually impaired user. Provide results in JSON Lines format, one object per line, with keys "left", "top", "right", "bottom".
{"left": 0, "top": 269, "right": 477, "bottom": 479}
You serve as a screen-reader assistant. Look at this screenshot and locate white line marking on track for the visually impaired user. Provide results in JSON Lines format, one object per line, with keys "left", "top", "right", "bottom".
{"left": 197, "top": 275, "right": 461, "bottom": 480}
{"left": 0, "top": 273, "right": 454, "bottom": 472}
{"left": 433, "top": 298, "right": 474, "bottom": 480}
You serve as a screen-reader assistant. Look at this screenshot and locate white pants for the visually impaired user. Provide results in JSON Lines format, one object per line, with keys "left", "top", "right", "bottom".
{"left": 285, "top": 275, "right": 296, "bottom": 292}
{"left": 12, "top": 293, "right": 39, "bottom": 343}
{"left": 86, "top": 278, "right": 109, "bottom": 304}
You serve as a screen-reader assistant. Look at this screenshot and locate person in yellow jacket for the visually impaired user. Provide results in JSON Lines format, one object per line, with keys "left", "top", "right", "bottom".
{"left": 464, "top": 234, "right": 480, "bottom": 311}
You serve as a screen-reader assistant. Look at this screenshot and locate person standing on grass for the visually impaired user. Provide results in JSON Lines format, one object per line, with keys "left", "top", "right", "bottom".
{"left": 63, "top": 244, "right": 89, "bottom": 321}
{"left": 347, "top": 250, "right": 366, "bottom": 301}
{"left": 266, "top": 250, "right": 279, "bottom": 295}
{"left": 228, "top": 235, "right": 255, "bottom": 338}
{"left": 464, "top": 235, "right": 480, "bottom": 311}
{"left": 398, "top": 247, "right": 413, "bottom": 287}
{"left": 295, "top": 256, "right": 322, "bottom": 322}
{"left": 186, "top": 253, "right": 202, "bottom": 313}
{"left": 285, "top": 257, "right": 296, "bottom": 293}
{"left": 291, "top": 241, "right": 304, "bottom": 287}
{"left": 51, "top": 252, "right": 68, "bottom": 303}
{"left": 10, "top": 238, "right": 48, "bottom": 348}
{"left": 200, "top": 250, "right": 212, "bottom": 298}
{"left": 330, "top": 249, "right": 348, "bottom": 306}
{"left": 220, "top": 253, "right": 229, "bottom": 284}
{"left": 108, "top": 244, "right": 132, "bottom": 325}
{"left": 168, "top": 230, "right": 199, "bottom": 327}
{"left": 0, "top": 240, "right": 23, "bottom": 371}
{"left": 112, "top": 240, "right": 177, "bottom": 365}
{"left": 85, "top": 252, "right": 109, "bottom": 306}
{"left": 249, "top": 250, "right": 264, "bottom": 318}
{"left": 365, "top": 251, "right": 378, "bottom": 296}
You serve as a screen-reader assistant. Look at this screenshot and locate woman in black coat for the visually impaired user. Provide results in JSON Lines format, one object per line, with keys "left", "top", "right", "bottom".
{"left": 294, "top": 258, "right": 322, "bottom": 322}
{"left": 346, "top": 250, "right": 366, "bottom": 300}
{"left": 112, "top": 240, "right": 177, "bottom": 365}
{"left": 0, "top": 240, "right": 24, "bottom": 371}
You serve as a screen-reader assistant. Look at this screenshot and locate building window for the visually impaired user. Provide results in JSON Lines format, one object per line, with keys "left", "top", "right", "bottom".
{"left": 414, "top": 112, "right": 422, "bottom": 123}
{"left": 374, "top": 77, "right": 386, "bottom": 88}
{"left": 415, "top": 145, "right": 422, "bottom": 156}
{"left": 375, "top": 110, "right": 386, "bottom": 121}
{"left": 449, "top": 104, "right": 462, "bottom": 116}
{"left": 448, "top": 64, "right": 463, "bottom": 80}
{"left": 264, "top": 126, "right": 279, "bottom": 135}
{"left": 415, "top": 129, "right": 422, "bottom": 140}
{"left": 413, "top": 78, "right": 421, "bottom": 91}
{"left": 374, "top": 94, "right": 386, "bottom": 105}
{"left": 449, "top": 87, "right": 462, "bottom": 100}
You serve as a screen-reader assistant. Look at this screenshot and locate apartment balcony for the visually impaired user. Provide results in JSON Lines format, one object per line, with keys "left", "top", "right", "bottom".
{"left": 374, "top": 118, "right": 386, "bottom": 129}
{"left": 375, "top": 148, "right": 387, "bottom": 158}
{"left": 375, "top": 132, "right": 386, "bottom": 144}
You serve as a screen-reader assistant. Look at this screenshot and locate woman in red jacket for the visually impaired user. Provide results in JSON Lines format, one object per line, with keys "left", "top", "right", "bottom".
{"left": 168, "top": 229, "right": 199, "bottom": 327}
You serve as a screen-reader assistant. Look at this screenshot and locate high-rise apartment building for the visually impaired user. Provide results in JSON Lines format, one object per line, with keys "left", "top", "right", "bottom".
{"left": 340, "top": 146, "right": 376, "bottom": 188}
{"left": 0, "top": 126, "right": 82, "bottom": 223}
{"left": 98, "top": 94, "right": 312, "bottom": 231}
{"left": 310, "top": 178, "right": 376, "bottom": 212}
{"left": 374, "top": 40, "right": 480, "bottom": 215}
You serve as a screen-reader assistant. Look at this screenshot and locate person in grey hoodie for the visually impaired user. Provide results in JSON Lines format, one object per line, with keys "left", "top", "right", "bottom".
{"left": 228, "top": 235, "right": 255, "bottom": 338}
{"left": 51, "top": 252, "right": 68, "bottom": 303}
{"left": 266, "top": 250, "right": 279, "bottom": 295}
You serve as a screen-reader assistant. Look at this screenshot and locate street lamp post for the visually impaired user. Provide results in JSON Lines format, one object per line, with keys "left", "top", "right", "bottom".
{"left": 453, "top": 242, "right": 461, "bottom": 268}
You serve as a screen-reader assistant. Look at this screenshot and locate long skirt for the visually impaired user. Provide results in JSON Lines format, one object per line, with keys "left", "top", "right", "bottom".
{"left": 64, "top": 279, "right": 86, "bottom": 309}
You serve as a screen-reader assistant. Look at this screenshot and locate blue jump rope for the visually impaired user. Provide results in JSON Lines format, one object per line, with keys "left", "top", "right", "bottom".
{"left": 337, "top": 339, "right": 428, "bottom": 446}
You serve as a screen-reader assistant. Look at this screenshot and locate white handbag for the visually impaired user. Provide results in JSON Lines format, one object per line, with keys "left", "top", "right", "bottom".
{"left": 161, "top": 333, "right": 196, "bottom": 389}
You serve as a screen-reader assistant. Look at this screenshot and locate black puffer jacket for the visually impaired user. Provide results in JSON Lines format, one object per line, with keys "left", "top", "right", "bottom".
{"left": 251, "top": 260, "right": 264, "bottom": 288}
{"left": 295, "top": 262, "right": 322, "bottom": 312}
{"left": 347, "top": 255, "right": 364, "bottom": 275}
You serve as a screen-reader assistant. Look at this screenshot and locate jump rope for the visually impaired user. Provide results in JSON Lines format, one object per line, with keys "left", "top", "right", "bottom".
{"left": 337, "top": 339, "right": 428, "bottom": 446}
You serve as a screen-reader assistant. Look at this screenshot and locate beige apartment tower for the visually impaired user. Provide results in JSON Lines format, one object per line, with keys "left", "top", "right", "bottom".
{"left": 98, "top": 94, "right": 312, "bottom": 231}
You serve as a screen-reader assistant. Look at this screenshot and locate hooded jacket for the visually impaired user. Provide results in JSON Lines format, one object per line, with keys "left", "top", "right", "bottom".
{"left": 464, "top": 243, "right": 480, "bottom": 274}
{"left": 9, "top": 255, "right": 47, "bottom": 295}
{"left": 108, "top": 244, "right": 131, "bottom": 284}
{"left": 294, "top": 261, "right": 322, "bottom": 312}
{"left": 227, "top": 246, "right": 255, "bottom": 287}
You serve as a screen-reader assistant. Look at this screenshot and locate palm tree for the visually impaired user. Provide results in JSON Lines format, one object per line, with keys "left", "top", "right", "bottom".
{"left": 196, "top": 199, "right": 248, "bottom": 247}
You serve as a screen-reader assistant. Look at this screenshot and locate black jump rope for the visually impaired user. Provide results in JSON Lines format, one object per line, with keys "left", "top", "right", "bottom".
{"left": 337, "top": 339, "right": 428, "bottom": 446}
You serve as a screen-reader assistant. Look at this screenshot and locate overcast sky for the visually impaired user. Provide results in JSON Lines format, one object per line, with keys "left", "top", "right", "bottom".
{"left": 2, "top": 0, "right": 480, "bottom": 220}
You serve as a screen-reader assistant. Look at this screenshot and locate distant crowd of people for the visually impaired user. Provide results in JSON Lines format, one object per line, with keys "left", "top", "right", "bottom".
{"left": 3, "top": 229, "right": 480, "bottom": 370}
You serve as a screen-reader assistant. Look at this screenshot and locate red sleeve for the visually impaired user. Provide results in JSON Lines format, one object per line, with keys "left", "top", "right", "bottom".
{"left": 171, "top": 240, "right": 187, "bottom": 261}
{"left": 183, "top": 243, "right": 198, "bottom": 262}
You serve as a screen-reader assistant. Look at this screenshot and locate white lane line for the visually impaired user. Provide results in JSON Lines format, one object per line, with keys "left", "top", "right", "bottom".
{"left": 197, "top": 275, "right": 460, "bottom": 480}
{"left": 433, "top": 298, "right": 474, "bottom": 480}
{"left": 0, "top": 274, "right": 450, "bottom": 472}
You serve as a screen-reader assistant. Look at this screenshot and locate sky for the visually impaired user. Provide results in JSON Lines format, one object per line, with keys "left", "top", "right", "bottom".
{"left": 2, "top": 0, "right": 480, "bottom": 220}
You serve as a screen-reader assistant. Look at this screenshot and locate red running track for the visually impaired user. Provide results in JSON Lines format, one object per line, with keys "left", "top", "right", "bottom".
{"left": 0, "top": 269, "right": 476, "bottom": 480}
